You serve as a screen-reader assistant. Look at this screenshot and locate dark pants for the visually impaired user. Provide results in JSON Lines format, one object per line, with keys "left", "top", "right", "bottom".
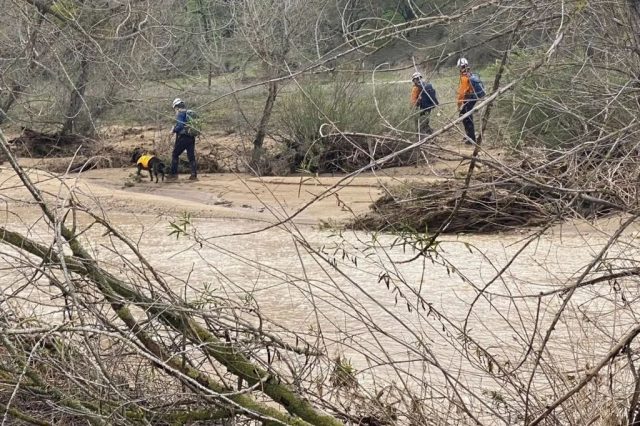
{"left": 417, "top": 108, "right": 433, "bottom": 135}
{"left": 460, "top": 100, "right": 477, "bottom": 143}
{"left": 171, "top": 134, "right": 197, "bottom": 176}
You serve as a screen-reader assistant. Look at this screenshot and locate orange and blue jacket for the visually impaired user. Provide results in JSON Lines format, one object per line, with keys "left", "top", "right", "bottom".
{"left": 457, "top": 71, "right": 473, "bottom": 109}
{"left": 410, "top": 85, "right": 421, "bottom": 107}
{"left": 136, "top": 154, "right": 155, "bottom": 169}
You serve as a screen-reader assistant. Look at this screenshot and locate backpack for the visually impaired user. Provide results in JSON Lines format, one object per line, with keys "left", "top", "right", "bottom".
{"left": 469, "top": 73, "right": 486, "bottom": 99}
{"left": 184, "top": 109, "right": 202, "bottom": 137}
{"left": 418, "top": 81, "right": 439, "bottom": 110}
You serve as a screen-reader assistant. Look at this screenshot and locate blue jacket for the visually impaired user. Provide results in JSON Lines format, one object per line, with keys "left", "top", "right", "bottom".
{"left": 418, "top": 81, "right": 438, "bottom": 110}
{"left": 172, "top": 109, "right": 187, "bottom": 134}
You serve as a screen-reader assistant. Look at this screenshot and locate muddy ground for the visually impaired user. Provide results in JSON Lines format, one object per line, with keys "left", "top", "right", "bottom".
{"left": 2, "top": 126, "right": 485, "bottom": 225}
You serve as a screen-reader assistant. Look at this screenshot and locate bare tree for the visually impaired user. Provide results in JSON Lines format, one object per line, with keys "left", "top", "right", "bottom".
{"left": 1, "top": 0, "right": 155, "bottom": 135}
{"left": 231, "top": 0, "right": 329, "bottom": 166}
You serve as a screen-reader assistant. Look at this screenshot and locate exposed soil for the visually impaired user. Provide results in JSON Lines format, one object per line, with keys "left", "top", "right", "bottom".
{"left": 2, "top": 125, "right": 481, "bottom": 226}
{"left": 6, "top": 126, "right": 621, "bottom": 234}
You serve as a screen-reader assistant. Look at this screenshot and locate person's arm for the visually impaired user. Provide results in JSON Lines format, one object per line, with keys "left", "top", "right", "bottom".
{"left": 173, "top": 111, "right": 187, "bottom": 134}
{"left": 457, "top": 74, "right": 471, "bottom": 109}
{"left": 410, "top": 86, "right": 420, "bottom": 107}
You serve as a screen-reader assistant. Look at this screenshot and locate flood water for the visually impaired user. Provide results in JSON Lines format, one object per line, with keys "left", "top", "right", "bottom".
{"left": 2, "top": 208, "right": 639, "bottom": 422}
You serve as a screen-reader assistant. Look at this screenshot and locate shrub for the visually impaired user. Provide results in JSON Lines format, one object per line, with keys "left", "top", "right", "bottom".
{"left": 275, "top": 74, "right": 413, "bottom": 172}
{"left": 496, "top": 51, "right": 637, "bottom": 150}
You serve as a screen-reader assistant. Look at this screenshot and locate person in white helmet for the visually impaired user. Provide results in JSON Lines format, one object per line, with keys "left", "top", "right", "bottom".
{"left": 410, "top": 71, "right": 439, "bottom": 138}
{"left": 167, "top": 98, "right": 197, "bottom": 180}
{"left": 456, "top": 58, "right": 476, "bottom": 144}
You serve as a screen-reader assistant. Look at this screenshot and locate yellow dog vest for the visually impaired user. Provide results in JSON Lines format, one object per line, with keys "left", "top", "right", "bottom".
{"left": 136, "top": 154, "right": 155, "bottom": 169}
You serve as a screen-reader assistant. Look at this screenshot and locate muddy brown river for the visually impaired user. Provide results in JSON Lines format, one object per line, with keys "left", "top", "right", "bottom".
{"left": 1, "top": 166, "right": 638, "bottom": 423}
{"left": 13, "top": 211, "right": 638, "bottom": 381}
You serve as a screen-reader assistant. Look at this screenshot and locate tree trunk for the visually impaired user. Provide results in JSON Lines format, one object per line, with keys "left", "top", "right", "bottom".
{"left": 629, "top": 0, "right": 640, "bottom": 53}
{"left": 628, "top": 0, "right": 640, "bottom": 108}
{"left": 0, "top": 83, "right": 22, "bottom": 125}
{"left": 252, "top": 79, "right": 278, "bottom": 165}
{"left": 195, "top": 0, "right": 216, "bottom": 89}
{"left": 61, "top": 56, "right": 90, "bottom": 135}
{"left": 0, "top": 12, "right": 43, "bottom": 125}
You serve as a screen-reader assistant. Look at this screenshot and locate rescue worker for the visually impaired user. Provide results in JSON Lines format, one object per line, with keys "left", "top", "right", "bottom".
{"left": 167, "top": 98, "right": 197, "bottom": 181}
{"left": 456, "top": 58, "right": 476, "bottom": 144}
{"left": 410, "top": 71, "right": 439, "bottom": 138}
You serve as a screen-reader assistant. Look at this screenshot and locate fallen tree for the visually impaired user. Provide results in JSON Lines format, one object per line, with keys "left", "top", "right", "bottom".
{"left": 0, "top": 128, "right": 351, "bottom": 426}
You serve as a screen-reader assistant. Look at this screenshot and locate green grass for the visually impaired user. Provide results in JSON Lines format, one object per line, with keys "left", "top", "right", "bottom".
{"left": 4, "top": 63, "right": 497, "bottom": 149}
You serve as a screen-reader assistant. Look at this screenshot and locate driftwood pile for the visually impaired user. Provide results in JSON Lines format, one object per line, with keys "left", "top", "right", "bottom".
{"left": 7, "top": 128, "right": 121, "bottom": 172}
{"left": 307, "top": 133, "right": 421, "bottom": 173}
{"left": 350, "top": 155, "right": 630, "bottom": 234}
{"left": 7, "top": 128, "right": 223, "bottom": 174}
{"left": 9, "top": 128, "right": 97, "bottom": 158}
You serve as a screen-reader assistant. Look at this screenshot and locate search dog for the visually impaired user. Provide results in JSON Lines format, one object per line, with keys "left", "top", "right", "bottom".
{"left": 131, "top": 148, "right": 166, "bottom": 183}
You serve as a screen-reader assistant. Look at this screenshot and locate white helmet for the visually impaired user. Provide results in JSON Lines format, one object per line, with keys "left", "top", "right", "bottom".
{"left": 411, "top": 71, "right": 422, "bottom": 80}
{"left": 457, "top": 58, "right": 469, "bottom": 68}
{"left": 172, "top": 98, "right": 183, "bottom": 108}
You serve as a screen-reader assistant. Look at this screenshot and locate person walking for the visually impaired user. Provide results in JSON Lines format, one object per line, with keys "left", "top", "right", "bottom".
{"left": 167, "top": 97, "right": 197, "bottom": 181}
{"left": 456, "top": 58, "right": 477, "bottom": 145}
{"left": 410, "top": 71, "right": 439, "bottom": 138}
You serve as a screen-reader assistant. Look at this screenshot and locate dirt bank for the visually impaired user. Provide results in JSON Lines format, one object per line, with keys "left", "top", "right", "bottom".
{"left": 3, "top": 125, "right": 482, "bottom": 226}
